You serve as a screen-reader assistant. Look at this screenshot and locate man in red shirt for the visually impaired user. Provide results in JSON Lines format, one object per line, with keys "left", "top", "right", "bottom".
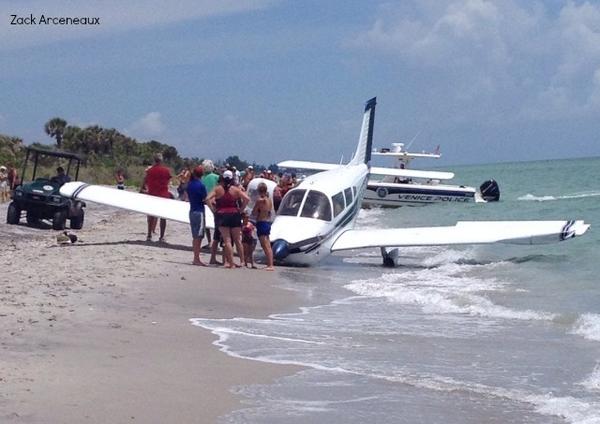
{"left": 141, "top": 153, "right": 172, "bottom": 242}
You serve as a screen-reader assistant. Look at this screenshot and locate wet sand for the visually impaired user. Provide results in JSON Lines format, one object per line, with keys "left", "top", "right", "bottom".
{"left": 0, "top": 201, "right": 302, "bottom": 423}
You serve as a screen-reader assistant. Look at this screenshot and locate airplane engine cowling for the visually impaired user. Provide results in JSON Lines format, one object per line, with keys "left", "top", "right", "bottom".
{"left": 272, "top": 239, "right": 290, "bottom": 260}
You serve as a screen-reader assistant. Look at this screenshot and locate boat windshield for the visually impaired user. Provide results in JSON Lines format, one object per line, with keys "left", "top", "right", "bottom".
{"left": 278, "top": 189, "right": 306, "bottom": 216}
{"left": 300, "top": 190, "right": 332, "bottom": 221}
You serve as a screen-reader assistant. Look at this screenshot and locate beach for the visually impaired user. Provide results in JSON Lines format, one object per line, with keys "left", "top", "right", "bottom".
{"left": 0, "top": 201, "right": 302, "bottom": 423}
{"left": 1, "top": 158, "right": 600, "bottom": 424}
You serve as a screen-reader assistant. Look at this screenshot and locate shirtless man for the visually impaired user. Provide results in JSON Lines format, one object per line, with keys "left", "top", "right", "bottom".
{"left": 251, "top": 182, "right": 274, "bottom": 271}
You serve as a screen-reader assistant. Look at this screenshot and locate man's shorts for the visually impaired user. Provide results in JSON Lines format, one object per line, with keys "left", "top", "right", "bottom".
{"left": 189, "top": 210, "right": 205, "bottom": 239}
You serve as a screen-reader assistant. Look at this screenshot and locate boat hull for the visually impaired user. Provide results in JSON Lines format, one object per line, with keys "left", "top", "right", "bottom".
{"left": 363, "top": 182, "right": 477, "bottom": 207}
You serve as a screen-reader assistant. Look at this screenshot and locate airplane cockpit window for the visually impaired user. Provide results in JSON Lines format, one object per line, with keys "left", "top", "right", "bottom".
{"left": 352, "top": 186, "right": 357, "bottom": 198}
{"left": 332, "top": 192, "right": 345, "bottom": 217}
{"left": 278, "top": 189, "right": 306, "bottom": 216}
{"left": 344, "top": 187, "right": 353, "bottom": 205}
{"left": 300, "top": 190, "right": 332, "bottom": 221}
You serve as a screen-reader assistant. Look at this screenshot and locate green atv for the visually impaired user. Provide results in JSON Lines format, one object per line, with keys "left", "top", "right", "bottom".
{"left": 6, "top": 147, "right": 86, "bottom": 230}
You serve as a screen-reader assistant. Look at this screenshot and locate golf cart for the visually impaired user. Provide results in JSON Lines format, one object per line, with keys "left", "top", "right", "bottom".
{"left": 6, "top": 147, "right": 86, "bottom": 230}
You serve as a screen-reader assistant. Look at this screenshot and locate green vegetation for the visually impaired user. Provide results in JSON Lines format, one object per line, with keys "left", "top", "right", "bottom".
{"left": 0, "top": 134, "right": 25, "bottom": 167}
{"left": 0, "top": 118, "right": 279, "bottom": 188}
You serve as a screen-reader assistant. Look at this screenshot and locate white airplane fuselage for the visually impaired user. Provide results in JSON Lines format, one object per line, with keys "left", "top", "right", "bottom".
{"left": 270, "top": 163, "right": 368, "bottom": 265}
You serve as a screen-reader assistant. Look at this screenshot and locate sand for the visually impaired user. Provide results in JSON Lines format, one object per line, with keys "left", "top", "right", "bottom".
{"left": 0, "top": 201, "right": 303, "bottom": 423}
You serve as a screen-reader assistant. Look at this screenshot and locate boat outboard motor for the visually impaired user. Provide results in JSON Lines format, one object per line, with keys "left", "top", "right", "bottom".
{"left": 479, "top": 179, "right": 500, "bottom": 202}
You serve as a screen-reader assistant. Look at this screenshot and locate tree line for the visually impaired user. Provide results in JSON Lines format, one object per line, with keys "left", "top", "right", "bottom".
{"left": 0, "top": 117, "right": 279, "bottom": 184}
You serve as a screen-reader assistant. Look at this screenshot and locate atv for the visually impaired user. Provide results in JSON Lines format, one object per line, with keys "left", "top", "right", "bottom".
{"left": 6, "top": 147, "right": 86, "bottom": 230}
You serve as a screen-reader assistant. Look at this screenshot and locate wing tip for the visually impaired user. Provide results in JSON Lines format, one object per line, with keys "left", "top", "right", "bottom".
{"left": 574, "top": 220, "right": 590, "bottom": 236}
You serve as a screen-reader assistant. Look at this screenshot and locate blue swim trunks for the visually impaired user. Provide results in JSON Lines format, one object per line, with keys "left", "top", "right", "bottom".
{"left": 256, "top": 221, "right": 271, "bottom": 237}
{"left": 189, "top": 210, "right": 205, "bottom": 239}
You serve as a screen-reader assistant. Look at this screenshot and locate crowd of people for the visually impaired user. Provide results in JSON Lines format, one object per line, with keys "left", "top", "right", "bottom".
{"left": 137, "top": 153, "right": 300, "bottom": 271}
{"left": 0, "top": 164, "right": 18, "bottom": 203}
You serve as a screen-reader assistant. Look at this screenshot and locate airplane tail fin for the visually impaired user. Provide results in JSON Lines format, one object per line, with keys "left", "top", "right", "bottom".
{"left": 349, "top": 97, "right": 376, "bottom": 166}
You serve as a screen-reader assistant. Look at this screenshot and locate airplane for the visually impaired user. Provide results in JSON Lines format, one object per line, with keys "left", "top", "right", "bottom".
{"left": 60, "top": 97, "right": 590, "bottom": 267}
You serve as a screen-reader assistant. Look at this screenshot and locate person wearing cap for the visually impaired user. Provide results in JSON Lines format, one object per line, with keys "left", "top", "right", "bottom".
{"left": 0, "top": 165, "right": 8, "bottom": 203}
{"left": 140, "top": 153, "right": 172, "bottom": 242}
{"left": 201, "top": 159, "right": 219, "bottom": 194}
{"left": 241, "top": 166, "right": 255, "bottom": 190}
{"left": 186, "top": 166, "right": 208, "bottom": 266}
{"left": 205, "top": 169, "right": 250, "bottom": 268}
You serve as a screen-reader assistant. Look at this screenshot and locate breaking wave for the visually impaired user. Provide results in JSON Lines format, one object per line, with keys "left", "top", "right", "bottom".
{"left": 571, "top": 313, "right": 600, "bottom": 342}
{"left": 344, "top": 263, "right": 556, "bottom": 322}
{"left": 519, "top": 191, "right": 600, "bottom": 202}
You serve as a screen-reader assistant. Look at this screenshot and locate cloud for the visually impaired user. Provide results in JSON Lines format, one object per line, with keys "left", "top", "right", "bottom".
{"left": 351, "top": 0, "right": 600, "bottom": 122}
{"left": 126, "top": 112, "right": 165, "bottom": 139}
{"left": 0, "top": 0, "right": 278, "bottom": 51}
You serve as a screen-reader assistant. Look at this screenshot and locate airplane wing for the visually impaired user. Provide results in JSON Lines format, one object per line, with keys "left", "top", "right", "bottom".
{"left": 60, "top": 182, "right": 214, "bottom": 228}
{"left": 370, "top": 166, "right": 454, "bottom": 180}
{"left": 278, "top": 160, "right": 454, "bottom": 180}
{"left": 277, "top": 160, "right": 340, "bottom": 172}
{"left": 372, "top": 151, "right": 441, "bottom": 159}
{"left": 331, "top": 220, "right": 589, "bottom": 251}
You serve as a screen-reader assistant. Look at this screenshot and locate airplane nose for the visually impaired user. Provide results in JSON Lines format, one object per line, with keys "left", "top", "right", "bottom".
{"left": 272, "top": 239, "right": 290, "bottom": 260}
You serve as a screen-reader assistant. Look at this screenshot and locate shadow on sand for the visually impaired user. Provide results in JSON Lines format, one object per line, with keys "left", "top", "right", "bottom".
{"left": 48, "top": 239, "right": 193, "bottom": 252}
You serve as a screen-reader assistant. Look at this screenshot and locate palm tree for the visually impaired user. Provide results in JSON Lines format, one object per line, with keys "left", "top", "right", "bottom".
{"left": 44, "top": 117, "right": 67, "bottom": 148}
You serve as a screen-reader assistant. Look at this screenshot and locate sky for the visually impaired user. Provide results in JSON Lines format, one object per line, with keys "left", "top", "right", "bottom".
{"left": 1, "top": 0, "right": 600, "bottom": 167}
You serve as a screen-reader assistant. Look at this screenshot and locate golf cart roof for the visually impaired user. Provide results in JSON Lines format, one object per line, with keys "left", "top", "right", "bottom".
{"left": 25, "top": 146, "right": 85, "bottom": 161}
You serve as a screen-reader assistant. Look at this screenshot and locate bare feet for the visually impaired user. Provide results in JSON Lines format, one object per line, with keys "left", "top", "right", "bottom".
{"left": 192, "top": 260, "right": 207, "bottom": 266}
{"left": 264, "top": 266, "right": 275, "bottom": 271}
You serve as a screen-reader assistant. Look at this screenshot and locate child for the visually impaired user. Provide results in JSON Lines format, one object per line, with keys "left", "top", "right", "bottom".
{"left": 115, "top": 169, "right": 125, "bottom": 190}
{"left": 252, "top": 182, "right": 274, "bottom": 271}
{"left": 241, "top": 212, "right": 257, "bottom": 269}
{"left": 0, "top": 166, "right": 8, "bottom": 203}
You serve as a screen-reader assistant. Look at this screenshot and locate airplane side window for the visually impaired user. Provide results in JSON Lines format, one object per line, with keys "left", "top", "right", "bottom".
{"left": 344, "top": 187, "right": 353, "bottom": 206}
{"left": 332, "top": 192, "right": 345, "bottom": 217}
{"left": 278, "top": 189, "right": 306, "bottom": 216}
{"left": 300, "top": 190, "right": 332, "bottom": 221}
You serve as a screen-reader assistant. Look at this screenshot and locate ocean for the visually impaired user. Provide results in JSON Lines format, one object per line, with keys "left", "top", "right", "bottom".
{"left": 192, "top": 157, "right": 600, "bottom": 423}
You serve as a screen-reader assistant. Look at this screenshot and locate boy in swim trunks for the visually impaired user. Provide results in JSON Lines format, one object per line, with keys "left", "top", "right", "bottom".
{"left": 252, "top": 182, "right": 274, "bottom": 271}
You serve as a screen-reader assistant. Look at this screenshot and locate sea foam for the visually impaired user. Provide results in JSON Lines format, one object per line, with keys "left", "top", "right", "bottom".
{"left": 578, "top": 364, "right": 600, "bottom": 392}
{"left": 345, "top": 263, "right": 556, "bottom": 322}
{"left": 519, "top": 191, "right": 600, "bottom": 202}
{"left": 571, "top": 313, "right": 600, "bottom": 342}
